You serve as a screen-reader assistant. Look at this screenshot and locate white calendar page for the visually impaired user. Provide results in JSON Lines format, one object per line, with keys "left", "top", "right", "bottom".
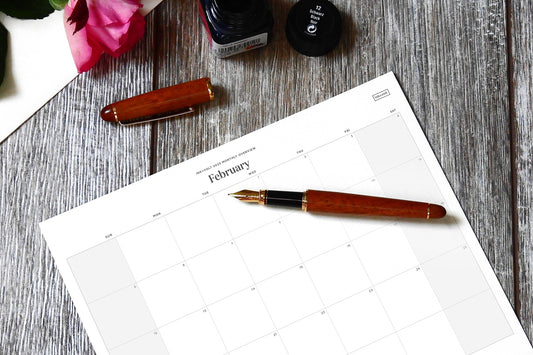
{"left": 40, "top": 73, "right": 532, "bottom": 355}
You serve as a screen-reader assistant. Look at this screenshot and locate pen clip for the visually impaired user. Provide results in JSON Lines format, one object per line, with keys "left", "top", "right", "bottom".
{"left": 118, "top": 106, "right": 196, "bottom": 126}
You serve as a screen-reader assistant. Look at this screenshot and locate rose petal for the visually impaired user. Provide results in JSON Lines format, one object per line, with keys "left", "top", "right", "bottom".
{"left": 86, "top": 0, "right": 142, "bottom": 26}
{"left": 86, "top": 12, "right": 145, "bottom": 56}
{"left": 64, "top": 0, "right": 145, "bottom": 72}
{"left": 64, "top": 2, "right": 103, "bottom": 73}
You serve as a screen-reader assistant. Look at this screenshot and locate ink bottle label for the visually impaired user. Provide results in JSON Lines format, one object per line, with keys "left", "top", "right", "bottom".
{"left": 210, "top": 33, "right": 269, "bottom": 58}
{"left": 199, "top": 0, "right": 273, "bottom": 58}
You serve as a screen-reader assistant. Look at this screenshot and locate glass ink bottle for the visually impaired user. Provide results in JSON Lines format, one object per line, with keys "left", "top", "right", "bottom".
{"left": 199, "top": 0, "right": 274, "bottom": 58}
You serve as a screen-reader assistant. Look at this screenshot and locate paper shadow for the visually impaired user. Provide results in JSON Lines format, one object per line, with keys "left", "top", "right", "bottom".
{"left": 0, "top": 30, "right": 18, "bottom": 100}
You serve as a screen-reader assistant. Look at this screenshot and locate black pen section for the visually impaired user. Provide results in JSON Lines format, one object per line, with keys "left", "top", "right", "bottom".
{"left": 265, "top": 190, "right": 303, "bottom": 208}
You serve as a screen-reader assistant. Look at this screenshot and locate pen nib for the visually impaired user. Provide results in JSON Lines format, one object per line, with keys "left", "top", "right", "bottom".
{"left": 228, "top": 190, "right": 260, "bottom": 203}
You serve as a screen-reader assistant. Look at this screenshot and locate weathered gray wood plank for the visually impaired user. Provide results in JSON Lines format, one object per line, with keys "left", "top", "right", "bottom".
{"left": 0, "top": 15, "right": 155, "bottom": 354}
{"left": 509, "top": 0, "right": 533, "bottom": 341}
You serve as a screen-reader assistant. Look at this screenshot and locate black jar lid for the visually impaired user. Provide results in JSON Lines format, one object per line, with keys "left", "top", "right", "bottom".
{"left": 285, "top": 0, "right": 342, "bottom": 56}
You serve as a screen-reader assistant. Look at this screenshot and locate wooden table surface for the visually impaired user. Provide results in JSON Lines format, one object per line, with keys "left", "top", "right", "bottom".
{"left": 1, "top": 0, "right": 532, "bottom": 353}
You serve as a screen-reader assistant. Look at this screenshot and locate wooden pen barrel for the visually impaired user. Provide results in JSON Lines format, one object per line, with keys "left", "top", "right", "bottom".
{"left": 100, "top": 77, "right": 214, "bottom": 123}
{"left": 305, "top": 190, "right": 446, "bottom": 219}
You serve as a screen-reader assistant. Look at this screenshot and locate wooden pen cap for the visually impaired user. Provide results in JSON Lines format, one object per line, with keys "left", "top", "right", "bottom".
{"left": 100, "top": 77, "right": 215, "bottom": 125}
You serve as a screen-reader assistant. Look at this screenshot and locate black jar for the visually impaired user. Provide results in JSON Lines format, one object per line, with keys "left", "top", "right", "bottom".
{"left": 199, "top": 0, "right": 273, "bottom": 58}
{"left": 285, "top": 0, "right": 342, "bottom": 56}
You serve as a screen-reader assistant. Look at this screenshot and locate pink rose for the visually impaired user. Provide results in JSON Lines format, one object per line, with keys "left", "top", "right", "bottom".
{"left": 64, "top": 0, "right": 145, "bottom": 73}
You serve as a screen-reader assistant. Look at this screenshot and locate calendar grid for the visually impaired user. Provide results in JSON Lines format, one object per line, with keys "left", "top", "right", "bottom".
{"left": 80, "top": 225, "right": 499, "bottom": 354}
{"left": 276, "top": 216, "right": 351, "bottom": 353}
{"left": 159, "top": 214, "right": 231, "bottom": 354}
{"left": 304, "top": 134, "right": 409, "bottom": 352}
{"left": 65, "top": 112, "right": 516, "bottom": 355}
{"left": 345, "top": 233, "right": 410, "bottom": 353}
{"left": 210, "top": 194, "right": 291, "bottom": 354}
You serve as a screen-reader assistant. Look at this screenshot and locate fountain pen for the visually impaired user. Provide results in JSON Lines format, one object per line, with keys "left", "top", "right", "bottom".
{"left": 229, "top": 189, "right": 446, "bottom": 219}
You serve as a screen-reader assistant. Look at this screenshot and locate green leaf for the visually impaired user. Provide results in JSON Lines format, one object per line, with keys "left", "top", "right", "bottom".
{"left": 0, "top": 22, "right": 7, "bottom": 88}
{"left": 49, "top": 0, "right": 68, "bottom": 11}
{"left": 0, "top": 0, "right": 54, "bottom": 19}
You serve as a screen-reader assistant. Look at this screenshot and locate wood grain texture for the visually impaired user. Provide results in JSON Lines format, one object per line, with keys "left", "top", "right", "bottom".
{"left": 0, "top": 0, "right": 531, "bottom": 353}
{"left": 101, "top": 77, "right": 213, "bottom": 123}
{"left": 152, "top": 0, "right": 373, "bottom": 171}
{"left": 509, "top": 0, "right": 533, "bottom": 340}
{"left": 0, "top": 15, "right": 155, "bottom": 354}
{"left": 305, "top": 190, "right": 447, "bottom": 219}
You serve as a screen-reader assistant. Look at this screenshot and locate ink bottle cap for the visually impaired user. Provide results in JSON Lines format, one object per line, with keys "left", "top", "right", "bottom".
{"left": 199, "top": 0, "right": 273, "bottom": 58}
{"left": 285, "top": 0, "right": 342, "bottom": 56}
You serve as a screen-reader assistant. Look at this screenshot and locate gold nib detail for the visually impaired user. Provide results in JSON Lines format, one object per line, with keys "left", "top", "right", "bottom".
{"left": 228, "top": 190, "right": 260, "bottom": 203}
